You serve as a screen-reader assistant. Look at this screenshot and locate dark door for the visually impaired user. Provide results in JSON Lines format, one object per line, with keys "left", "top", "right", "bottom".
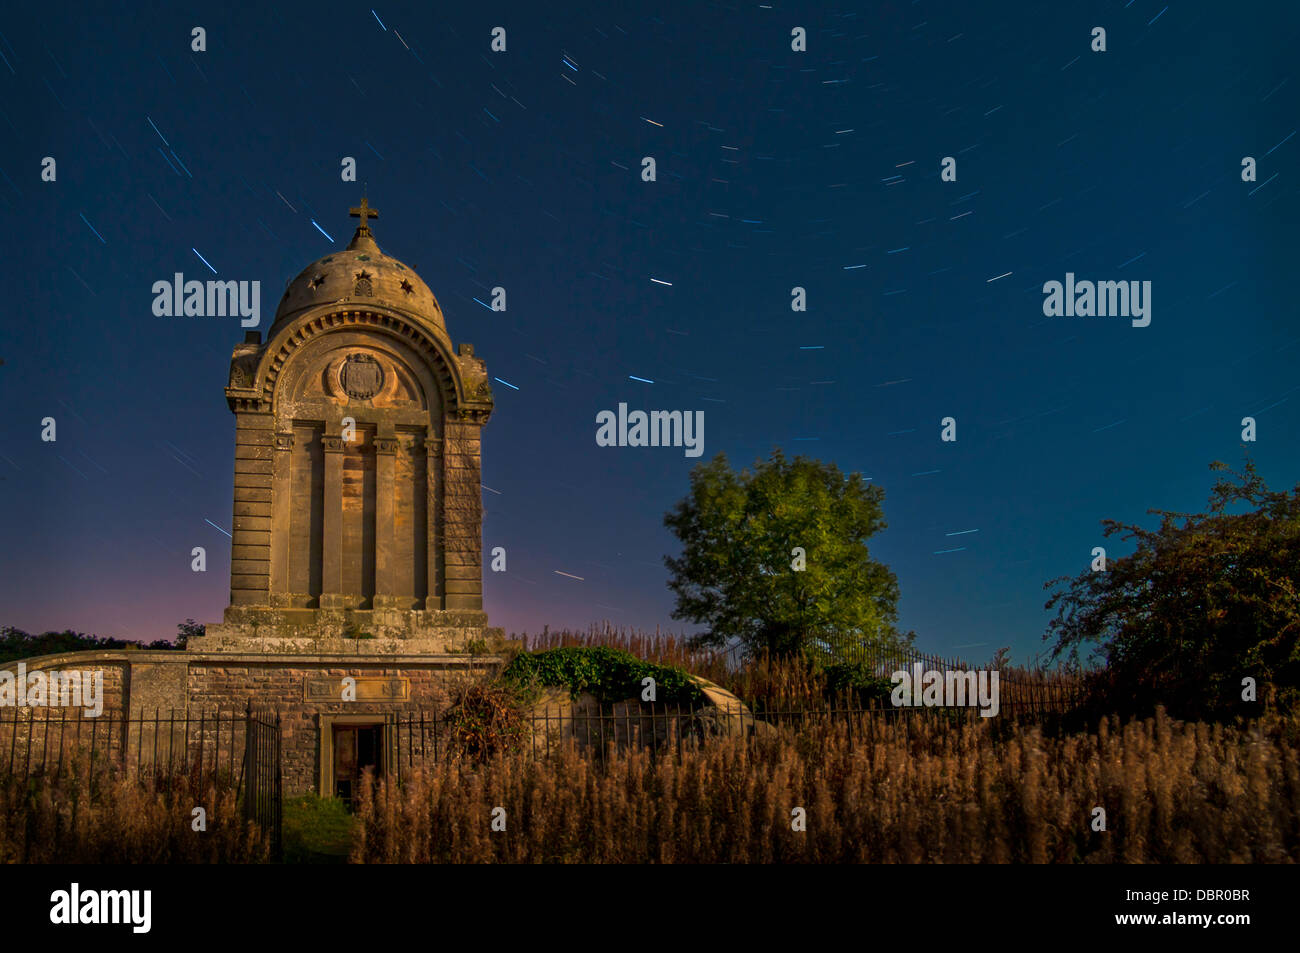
{"left": 333, "top": 724, "right": 383, "bottom": 803}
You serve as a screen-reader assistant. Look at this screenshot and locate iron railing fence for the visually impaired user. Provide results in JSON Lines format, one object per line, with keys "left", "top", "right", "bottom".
{"left": 0, "top": 702, "right": 282, "bottom": 857}
{"left": 243, "top": 709, "right": 282, "bottom": 860}
{"left": 384, "top": 694, "right": 1082, "bottom": 784}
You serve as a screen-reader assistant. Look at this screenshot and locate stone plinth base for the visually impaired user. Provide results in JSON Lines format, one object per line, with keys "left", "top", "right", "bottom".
{"left": 190, "top": 605, "right": 504, "bottom": 656}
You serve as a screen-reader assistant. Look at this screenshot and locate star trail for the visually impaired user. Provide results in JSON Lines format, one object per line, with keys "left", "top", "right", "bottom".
{"left": 0, "top": 0, "right": 1295, "bottom": 661}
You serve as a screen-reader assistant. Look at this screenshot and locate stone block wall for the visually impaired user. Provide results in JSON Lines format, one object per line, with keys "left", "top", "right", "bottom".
{"left": 0, "top": 649, "right": 499, "bottom": 796}
{"left": 441, "top": 418, "right": 483, "bottom": 610}
{"left": 230, "top": 411, "right": 275, "bottom": 604}
{"left": 0, "top": 655, "right": 128, "bottom": 712}
{"left": 187, "top": 658, "right": 493, "bottom": 794}
{"left": 0, "top": 655, "right": 130, "bottom": 771}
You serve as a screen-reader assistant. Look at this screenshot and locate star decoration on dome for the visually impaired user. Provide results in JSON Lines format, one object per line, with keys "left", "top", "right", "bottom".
{"left": 309, "top": 274, "right": 326, "bottom": 290}
{"left": 400, "top": 279, "right": 414, "bottom": 294}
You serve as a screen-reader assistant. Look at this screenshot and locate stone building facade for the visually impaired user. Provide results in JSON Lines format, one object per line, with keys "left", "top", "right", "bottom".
{"left": 195, "top": 197, "right": 497, "bottom": 652}
{"left": 1, "top": 201, "right": 503, "bottom": 797}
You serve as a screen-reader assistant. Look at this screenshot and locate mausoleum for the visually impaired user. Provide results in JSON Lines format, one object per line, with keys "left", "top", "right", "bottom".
{"left": 193, "top": 196, "right": 497, "bottom": 653}
{"left": 1, "top": 201, "right": 504, "bottom": 797}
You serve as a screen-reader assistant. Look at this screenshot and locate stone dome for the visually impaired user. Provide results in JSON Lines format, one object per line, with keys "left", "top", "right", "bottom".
{"left": 271, "top": 204, "right": 446, "bottom": 336}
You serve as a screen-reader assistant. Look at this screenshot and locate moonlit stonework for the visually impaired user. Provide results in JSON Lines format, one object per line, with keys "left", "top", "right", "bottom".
{"left": 193, "top": 201, "right": 499, "bottom": 652}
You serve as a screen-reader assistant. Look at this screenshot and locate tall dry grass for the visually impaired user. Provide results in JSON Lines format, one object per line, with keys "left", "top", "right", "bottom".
{"left": 513, "top": 624, "right": 1080, "bottom": 713}
{"left": 351, "top": 709, "right": 1300, "bottom": 863}
{"left": 0, "top": 754, "right": 271, "bottom": 863}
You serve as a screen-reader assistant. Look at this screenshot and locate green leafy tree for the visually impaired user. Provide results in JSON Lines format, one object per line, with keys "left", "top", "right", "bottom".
{"left": 1044, "top": 460, "right": 1300, "bottom": 717}
{"left": 663, "top": 449, "right": 910, "bottom": 661}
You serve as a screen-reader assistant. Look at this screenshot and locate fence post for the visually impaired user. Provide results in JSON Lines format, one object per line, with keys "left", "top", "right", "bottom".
{"left": 40, "top": 708, "right": 52, "bottom": 776}
{"left": 151, "top": 707, "right": 159, "bottom": 782}
{"left": 227, "top": 708, "right": 236, "bottom": 786}
{"left": 274, "top": 710, "right": 283, "bottom": 862}
{"left": 197, "top": 709, "right": 206, "bottom": 794}
{"left": 241, "top": 700, "right": 252, "bottom": 818}
{"left": 55, "top": 708, "right": 67, "bottom": 781}
{"left": 23, "top": 708, "right": 34, "bottom": 780}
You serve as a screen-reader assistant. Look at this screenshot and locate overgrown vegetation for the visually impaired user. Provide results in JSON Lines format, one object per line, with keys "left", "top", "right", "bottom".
{"left": 352, "top": 708, "right": 1300, "bottom": 863}
{"left": 502, "top": 646, "right": 705, "bottom": 705}
{"left": 436, "top": 646, "right": 708, "bottom": 760}
{"left": 1045, "top": 459, "right": 1300, "bottom": 719}
{"left": 820, "top": 661, "right": 896, "bottom": 705}
{"left": 514, "top": 625, "right": 1072, "bottom": 715}
{"left": 4, "top": 620, "right": 1295, "bottom": 863}
{"left": 0, "top": 754, "right": 270, "bottom": 863}
{"left": 442, "top": 680, "right": 530, "bottom": 759}
{"left": 518, "top": 626, "right": 725, "bottom": 682}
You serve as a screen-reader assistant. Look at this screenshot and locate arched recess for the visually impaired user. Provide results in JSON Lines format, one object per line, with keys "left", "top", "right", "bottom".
{"left": 259, "top": 313, "right": 454, "bottom": 611}
{"left": 257, "top": 308, "right": 467, "bottom": 414}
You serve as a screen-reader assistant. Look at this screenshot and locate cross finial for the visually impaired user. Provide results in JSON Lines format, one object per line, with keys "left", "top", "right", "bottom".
{"left": 349, "top": 197, "right": 379, "bottom": 236}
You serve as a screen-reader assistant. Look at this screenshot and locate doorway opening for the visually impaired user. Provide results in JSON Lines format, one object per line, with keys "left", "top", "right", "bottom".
{"left": 332, "top": 722, "right": 383, "bottom": 804}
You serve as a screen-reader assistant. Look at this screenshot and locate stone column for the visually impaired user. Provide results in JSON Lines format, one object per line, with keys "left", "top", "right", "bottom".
{"left": 372, "top": 436, "right": 399, "bottom": 609}
{"left": 441, "top": 415, "right": 483, "bottom": 610}
{"left": 230, "top": 411, "right": 274, "bottom": 605}
{"left": 319, "top": 434, "right": 346, "bottom": 608}
{"left": 425, "top": 432, "right": 443, "bottom": 610}
{"left": 269, "top": 431, "right": 294, "bottom": 604}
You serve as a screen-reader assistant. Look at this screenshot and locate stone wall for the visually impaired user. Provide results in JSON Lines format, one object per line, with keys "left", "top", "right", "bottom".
{"left": 441, "top": 418, "right": 484, "bottom": 610}
{"left": 0, "top": 654, "right": 128, "bottom": 712}
{"left": 186, "top": 658, "right": 494, "bottom": 793}
{"left": 0, "top": 655, "right": 131, "bottom": 771}
{"left": 0, "top": 649, "right": 498, "bottom": 795}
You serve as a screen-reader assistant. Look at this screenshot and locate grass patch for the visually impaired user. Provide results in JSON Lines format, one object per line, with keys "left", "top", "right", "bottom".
{"left": 282, "top": 793, "right": 357, "bottom": 863}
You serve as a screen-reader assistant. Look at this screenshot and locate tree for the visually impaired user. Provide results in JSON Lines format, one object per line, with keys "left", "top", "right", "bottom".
{"left": 0, "top": 627, "right": 127, "bottom": 665}
{"left": 0, "top": 626, "right": 181, "bottom": 663}
{"left": 663, "top": 449, "right": 910, "bottom": 661}
{"left": 175, "top": 619, "right": 205, "bottom": 649}
{"left": 1044, "top": 459, "right": 1300, "bottom": 718}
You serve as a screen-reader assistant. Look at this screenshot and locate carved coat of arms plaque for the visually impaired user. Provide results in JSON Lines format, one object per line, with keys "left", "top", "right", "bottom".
{"left": 341, "top": 353, "right": 384, "bottom": 400}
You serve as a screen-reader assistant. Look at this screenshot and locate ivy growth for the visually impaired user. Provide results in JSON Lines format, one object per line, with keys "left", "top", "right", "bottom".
{"left": 502, "top": 647, "right": 706, "bottom": 705}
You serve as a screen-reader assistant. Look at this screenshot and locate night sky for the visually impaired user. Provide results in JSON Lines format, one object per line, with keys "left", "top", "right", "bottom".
{"left": 1, "top": 1, "right": 1296, "bottom": 663}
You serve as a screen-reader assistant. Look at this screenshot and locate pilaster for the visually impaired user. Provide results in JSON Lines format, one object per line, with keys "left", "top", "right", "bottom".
{"left": 319, "top": 434, "right": 346, "bottom": 608}
{"left": 230, "top": 411, "right": 274, "bottom": 605}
